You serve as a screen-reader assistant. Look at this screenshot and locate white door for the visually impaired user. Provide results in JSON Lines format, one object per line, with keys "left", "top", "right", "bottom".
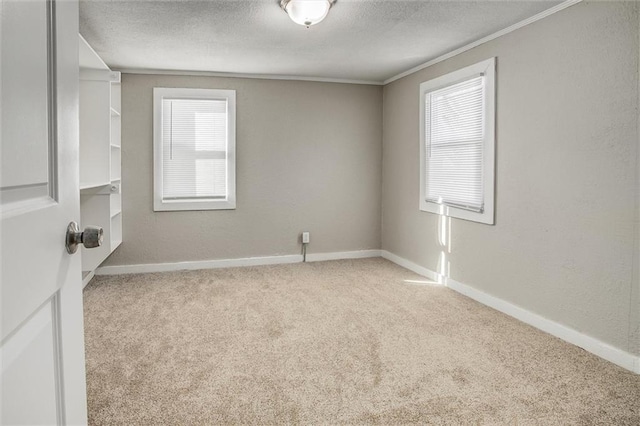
{"left": 1, "top": 0, "right": 88, "bottom": 424}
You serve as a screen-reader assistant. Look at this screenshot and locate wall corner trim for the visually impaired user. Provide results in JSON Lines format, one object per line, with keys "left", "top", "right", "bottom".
{"left": 380, "top": 250, "right": 640, "bottom": 374}
{"left": 94, "top": 250, "right": 382, "bottom": 276}
{"left": 383, "top": 0, "right": 583, "bottom": 85}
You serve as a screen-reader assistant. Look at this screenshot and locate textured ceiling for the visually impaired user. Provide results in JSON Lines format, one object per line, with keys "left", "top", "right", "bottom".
{"left": 79, "top": 0, "right": 563, "bottom": 83}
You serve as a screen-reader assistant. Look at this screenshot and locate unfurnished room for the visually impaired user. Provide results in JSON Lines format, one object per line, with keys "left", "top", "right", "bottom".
{"left": 1, "top": 0, "right": 640, "bottom": 424}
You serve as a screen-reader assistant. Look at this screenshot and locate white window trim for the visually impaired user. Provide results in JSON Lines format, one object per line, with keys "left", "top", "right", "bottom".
{"left": 419, "top": 57, "right": 496, "bottom": 225}
{"left": 153, "top": 87, "right": 236, "bottom": 212}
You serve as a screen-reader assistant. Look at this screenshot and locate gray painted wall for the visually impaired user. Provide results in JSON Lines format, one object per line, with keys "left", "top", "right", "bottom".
{"left": 382, "top": 1, "right": 639, "bottom": 355}
{"left": 104, "top": 75, "right": 382, "bottom": 265}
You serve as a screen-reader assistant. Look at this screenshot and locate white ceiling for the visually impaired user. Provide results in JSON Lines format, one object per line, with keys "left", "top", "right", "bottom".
{"left": 79, "top": 0, "right": 563, "bottom": 83}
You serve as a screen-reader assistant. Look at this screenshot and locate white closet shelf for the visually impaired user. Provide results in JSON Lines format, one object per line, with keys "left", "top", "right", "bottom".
{"left": 80, "top": 182, "right": 111, "bottom": 191}
{"left": 79, "top": 34, "right": 123, "bottom": 275}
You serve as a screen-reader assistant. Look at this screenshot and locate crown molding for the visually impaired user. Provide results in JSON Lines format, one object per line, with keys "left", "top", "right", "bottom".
{"left": 116, "top": 68, "right": 383, "bottom": 86}
{"left": 383, "top": 0, "right": 583, "bottom": 85}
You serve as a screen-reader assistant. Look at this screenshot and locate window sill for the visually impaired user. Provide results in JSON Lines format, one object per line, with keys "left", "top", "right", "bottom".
{"left": 419, "top": 200, "right": 494, "bottom": 225}
{"left": 154, "top": 199, "right": 236, "bottom": 212}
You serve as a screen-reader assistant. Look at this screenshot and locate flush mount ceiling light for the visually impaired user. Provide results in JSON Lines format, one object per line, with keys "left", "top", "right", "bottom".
{"left": 280, "top": 0, "right": 335, "bottom": 28}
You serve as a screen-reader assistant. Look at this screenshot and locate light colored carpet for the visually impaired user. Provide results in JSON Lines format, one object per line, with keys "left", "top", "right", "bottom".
{"left": 84, "top": 258, "right": 640, "bottom": 425}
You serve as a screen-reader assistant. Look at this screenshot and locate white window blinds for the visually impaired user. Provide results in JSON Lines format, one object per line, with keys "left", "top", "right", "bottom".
{"left": 162, "top": 98, "right": 228, "bottom": 201}
{"left": 425, "top": 75, "right": 485, "bottom": 212}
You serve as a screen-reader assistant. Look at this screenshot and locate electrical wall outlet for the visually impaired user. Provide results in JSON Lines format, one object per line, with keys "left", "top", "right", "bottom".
{"left": 302, "top": 232, "right": 310, "bottom": 244}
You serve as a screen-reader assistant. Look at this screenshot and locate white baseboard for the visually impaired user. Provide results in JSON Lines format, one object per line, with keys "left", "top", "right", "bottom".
{"left": 95, "top": 249, "right": 382, "bottom": 276}
{"left": 82, "top": 270, "right": 95, "bottom": 289}
{"left": 96, "top": 254, "right": 303, "bottom": 275}
{"left": 380, "top": 250, "right": 440, "bottom": 282}
{"left": 306, "top": 249, "right": 381, "bottom": 262}
{"left": 380, "top": 250, "right": 640, "bottom": 374}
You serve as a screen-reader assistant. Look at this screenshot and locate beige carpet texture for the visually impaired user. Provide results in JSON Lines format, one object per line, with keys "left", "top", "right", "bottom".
{"left": 83, "top": 258, "right": 640, "bottom": 425}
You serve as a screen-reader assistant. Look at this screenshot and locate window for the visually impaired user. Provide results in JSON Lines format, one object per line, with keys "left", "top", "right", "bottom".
{"left": 419, "top": 57, "right": 495, "bottom": 224}
{"left": 153, "top": 88, "right": 236, "bottom": 211}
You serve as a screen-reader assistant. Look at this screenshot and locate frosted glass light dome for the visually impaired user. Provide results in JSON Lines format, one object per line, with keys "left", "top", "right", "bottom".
{"left": 281, "top": 0, "right": 333, "bottom": 28}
